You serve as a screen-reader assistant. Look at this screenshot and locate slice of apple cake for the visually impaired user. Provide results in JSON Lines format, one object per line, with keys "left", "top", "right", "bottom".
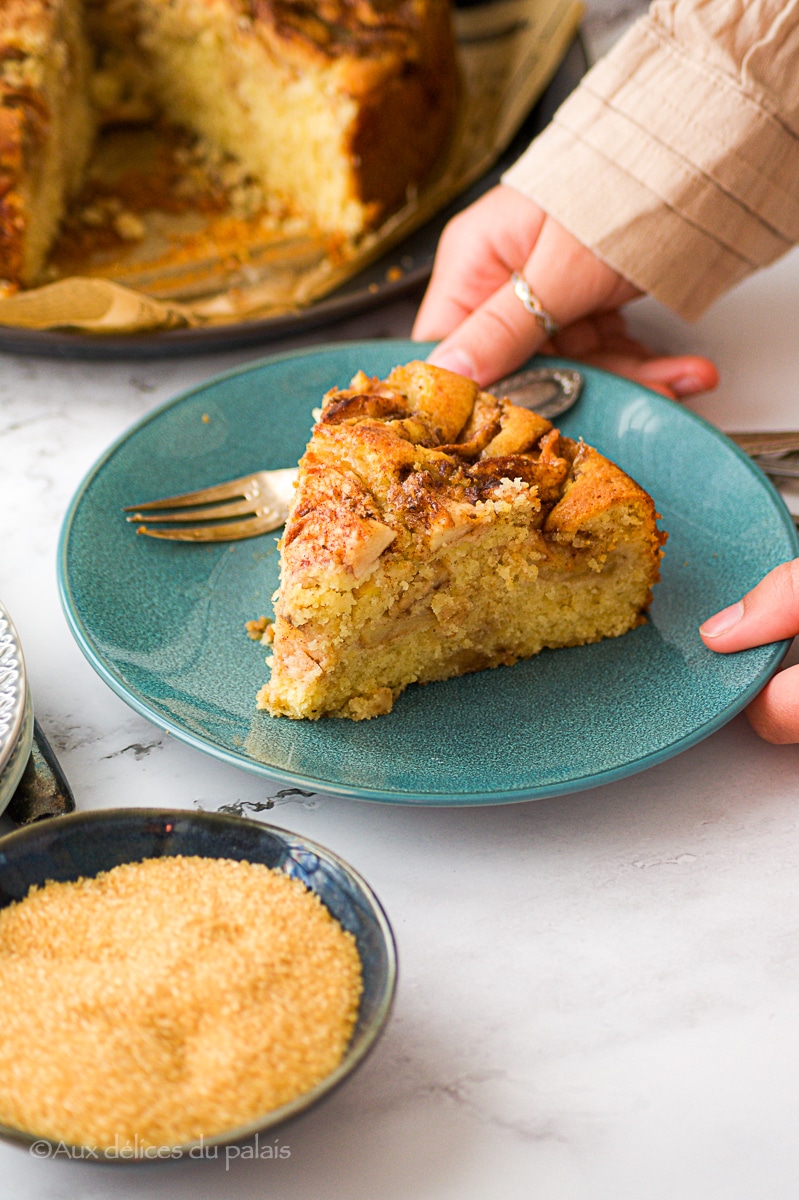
{"left": 258, "top": 361, "right": 667, "bottom": 721}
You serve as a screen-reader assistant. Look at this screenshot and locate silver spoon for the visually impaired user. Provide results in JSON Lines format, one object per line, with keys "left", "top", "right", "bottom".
{"left": 488, "top": 366, "right": 583, "bottom": 417}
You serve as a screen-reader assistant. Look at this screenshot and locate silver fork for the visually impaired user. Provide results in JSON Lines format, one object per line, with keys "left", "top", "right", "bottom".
{"left": 728, "top": 432, "right": 799, "bottom": 480}
{"left": 727, "top": 431, "right": 799, "bottom": 456}
{"left": 123, "top": 367, "right": 583, "bottom": 543}
{"left": 124, "top": 467, "right": 299, "bottom": 542}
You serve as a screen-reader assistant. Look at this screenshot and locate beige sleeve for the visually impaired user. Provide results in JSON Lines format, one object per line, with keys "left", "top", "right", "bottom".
{"left": 502, "top": 0, "right": 799, "bottom": 319}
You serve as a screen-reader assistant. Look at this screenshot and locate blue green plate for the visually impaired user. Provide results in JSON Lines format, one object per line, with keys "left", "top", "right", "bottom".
{"left": 58, "top": 341, "right": 799, "bottom": 805}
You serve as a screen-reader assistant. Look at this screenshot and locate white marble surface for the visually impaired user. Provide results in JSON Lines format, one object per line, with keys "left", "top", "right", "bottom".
{"left": 3, "top": 174, "right": 799, "bottom": 1200}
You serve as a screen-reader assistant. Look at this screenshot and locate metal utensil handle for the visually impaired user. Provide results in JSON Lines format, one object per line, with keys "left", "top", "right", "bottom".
{"left": 751, "top": 452, "right": 799, "bottom": 479}
{"left": 729, "top": 432, "right": 799, "bottom": 456}
{"left": 487, "top": 367, "right": 583, "bottom": 419}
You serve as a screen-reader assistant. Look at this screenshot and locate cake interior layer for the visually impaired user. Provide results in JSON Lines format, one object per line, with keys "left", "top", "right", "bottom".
{"left": 130, "top": 7, "right": 365, "bottom": 234}
{"left": 90, "top": 0, "right": 453, "bottom": 237}
{"left": 262, "top": 499, "right": 658, "bottom": 720}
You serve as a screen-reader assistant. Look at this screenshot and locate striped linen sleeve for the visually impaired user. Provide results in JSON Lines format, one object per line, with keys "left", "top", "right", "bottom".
{"left": 502, "top": 0, "right": 799, "bottom": 319}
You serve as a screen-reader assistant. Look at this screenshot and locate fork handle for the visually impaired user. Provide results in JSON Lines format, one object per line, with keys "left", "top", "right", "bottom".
{"left": 728, "top": 431, "right": 799, "bottom": 456}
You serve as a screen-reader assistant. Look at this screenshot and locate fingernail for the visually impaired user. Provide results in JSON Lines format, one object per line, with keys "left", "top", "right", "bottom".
{"left": 699, "top": 600, "right": 744, "bottom": 638}
{"left": 427, "top": 346, "right": 477, "bottom": 380}
{"left": 671, "top": 374, "right": 704, "bottom": 397}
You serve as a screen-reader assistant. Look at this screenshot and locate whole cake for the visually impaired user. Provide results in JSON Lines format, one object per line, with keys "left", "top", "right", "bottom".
{"left": 1, "top": 0, "right": 457, "bottom": 287}
{"left": 259, "top": 361, "right": 667, "bottom": 721}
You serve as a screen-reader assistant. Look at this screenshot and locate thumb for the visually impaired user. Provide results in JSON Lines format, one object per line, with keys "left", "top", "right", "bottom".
{"left": 427, "top": 273, "right": 554, "bottom": 386}
{"left": 745, "top": 663, "right": 799, "bottom": 744}
{"left": 426, "top": 214, "right": 637, "bottom": 387}
{"left": 699, "top": 559, "right": 799, "bottom": 651}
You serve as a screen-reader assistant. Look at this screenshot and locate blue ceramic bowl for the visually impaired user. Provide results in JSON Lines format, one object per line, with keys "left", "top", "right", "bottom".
{"left": 0, "top": 808, "right": 397, "bottom": 1159}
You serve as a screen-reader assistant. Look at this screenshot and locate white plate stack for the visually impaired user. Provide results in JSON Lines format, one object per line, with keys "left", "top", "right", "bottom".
{"left": 0, "top": 601, "right": 33, "bottom": 817}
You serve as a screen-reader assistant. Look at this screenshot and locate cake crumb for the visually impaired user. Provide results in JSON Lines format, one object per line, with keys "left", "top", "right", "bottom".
{"left": 112, "top": 210, "right": 146, "bottom": 241}
{"left": 246, "top": 616, "right": 274, "bottom": 642}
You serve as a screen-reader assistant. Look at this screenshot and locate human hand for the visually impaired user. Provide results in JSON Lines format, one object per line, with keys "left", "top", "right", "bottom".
{"left": 699, "top": 559, "right": 799, "bottom": 743}
{"left": 412, "top": 184, "right": 718, "bottom": 399}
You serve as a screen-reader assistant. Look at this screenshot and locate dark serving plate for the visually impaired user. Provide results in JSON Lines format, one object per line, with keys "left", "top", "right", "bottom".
{"left": 0, "top": 34, "right": 587, "bottom": 360}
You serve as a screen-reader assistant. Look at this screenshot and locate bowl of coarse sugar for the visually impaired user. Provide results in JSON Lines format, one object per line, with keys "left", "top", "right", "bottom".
{"left": 0, "top": 807, "right": 396, "bottom": 1161}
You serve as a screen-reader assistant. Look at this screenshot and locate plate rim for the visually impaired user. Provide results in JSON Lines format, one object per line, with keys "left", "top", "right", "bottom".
{"left": 0, "top": 688, "right": 34, "bottom": 817}
{"left": 57, "top": 341, "right": 799, "bottom": 805}
{"left": 0, "top": 601, "right": 29, "bottom": 783}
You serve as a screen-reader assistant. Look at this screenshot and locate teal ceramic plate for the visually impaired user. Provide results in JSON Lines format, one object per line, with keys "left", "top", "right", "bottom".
{"left": 58, "top": 341, "right": 799, "bottom": 805}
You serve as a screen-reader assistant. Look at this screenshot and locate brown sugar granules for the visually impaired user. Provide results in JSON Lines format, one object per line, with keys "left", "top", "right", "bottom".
{"left": 0, "top": 856, "right": 362, "bottom": 1149}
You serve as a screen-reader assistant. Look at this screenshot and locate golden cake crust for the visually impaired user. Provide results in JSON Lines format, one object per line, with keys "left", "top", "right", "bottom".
{"left": 256, "top": 0, "right": 458, "bottom": 220}
{"left": 0, "top": 106, "right": 34, "bottom": 285}
{"left": 0, "top": 0, "right": 58, "bottom": 41}
{"left": 282, "top": 363, "right": 663, "bottom": 570}
{"left": 260, "top": 362, "right": 668, "bottom": 720}
{"left": 0, "top": 0, "right": 56, "bottom": 283}
{"left": 0, "top": 0, "right": 94, "bottom": 286}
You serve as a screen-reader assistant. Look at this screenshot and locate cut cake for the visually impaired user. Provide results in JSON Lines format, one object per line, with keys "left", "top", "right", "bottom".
{"left": 258, "top": 361, "right": 667, "bottom": 721}
{"left": 1, "top": 0, "right": 457, "bottom": 286}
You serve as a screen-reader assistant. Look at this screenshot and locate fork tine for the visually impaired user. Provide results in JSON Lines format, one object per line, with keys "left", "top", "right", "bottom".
{"left": 125, "top": 466, "right": 297, "bottom": 543}
{"left": 133, "top": 512, "right": 285, "bottom": 542}
{"left": 122, "top": 474, "right": 259, "bottom": 511}
{"left": 126, "top": 498, "right": 273, "bottom": 523}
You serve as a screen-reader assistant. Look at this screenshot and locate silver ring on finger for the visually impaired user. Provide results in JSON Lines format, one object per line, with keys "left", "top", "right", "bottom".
{"left": 510, "top": 271, "right": 559, "bottom": 338}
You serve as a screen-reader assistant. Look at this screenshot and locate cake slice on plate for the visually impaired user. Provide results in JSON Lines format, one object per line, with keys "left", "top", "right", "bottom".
{"left": 258, "top": 361, "right": 666, "bottom": 720}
